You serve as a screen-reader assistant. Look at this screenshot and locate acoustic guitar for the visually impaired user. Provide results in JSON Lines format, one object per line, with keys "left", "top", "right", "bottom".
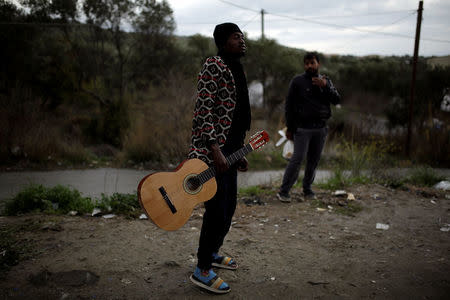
{"left": 138, "top": 130, "right": 269, "bottom": 231}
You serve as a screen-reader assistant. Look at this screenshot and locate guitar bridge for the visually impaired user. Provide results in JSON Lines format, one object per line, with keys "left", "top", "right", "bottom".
{"left": 158, "top": 187, "right": 177, "bottom": 214}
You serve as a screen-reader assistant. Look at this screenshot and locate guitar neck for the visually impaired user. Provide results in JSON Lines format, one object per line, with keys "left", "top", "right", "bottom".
{"left": 196, "top": 144, "right": 253, "bottom": 185}
{"left": 226, "top": 144, "right": 253, "bottom": 166}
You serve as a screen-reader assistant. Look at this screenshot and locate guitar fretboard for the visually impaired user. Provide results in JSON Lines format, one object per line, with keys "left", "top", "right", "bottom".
{"left": 196, "top": 144, "right": 253, "bottom": 185}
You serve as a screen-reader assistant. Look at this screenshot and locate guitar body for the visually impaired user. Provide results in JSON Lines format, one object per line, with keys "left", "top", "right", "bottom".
{"left": 138, "top": 130, "right": 269, "bottom": 231}
{"left": 138, "top": 158, "right": 217, "bottom": 231}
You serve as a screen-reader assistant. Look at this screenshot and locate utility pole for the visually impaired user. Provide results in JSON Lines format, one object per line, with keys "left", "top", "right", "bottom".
{"left": 261, "top": 9, "right": 265, "bottom": 40}
{"left": 406, "top": 0, "right": 423, "bottom": 157}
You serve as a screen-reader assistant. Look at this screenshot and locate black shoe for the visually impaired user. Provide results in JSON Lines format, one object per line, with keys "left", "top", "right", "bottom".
{"left": 277, "top": 193, "right": 291, "bottom": 203}
{"left": 303, "top": 191, "right": 316, "bottom": 200}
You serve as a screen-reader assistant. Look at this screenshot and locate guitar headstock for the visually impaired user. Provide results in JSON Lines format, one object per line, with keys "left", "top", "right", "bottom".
{"left": 249, "top": 130, "right": 270, "bottom": 150}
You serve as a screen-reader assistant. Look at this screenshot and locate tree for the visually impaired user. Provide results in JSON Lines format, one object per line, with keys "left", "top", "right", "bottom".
{"left": 186, "top": 34, "right": 215, "bottom": 65}
{"left": 3, "top": 0, "right": 177, "bottom": 147}
{"left": 131, "top": 0, "right": 176, "bottom": 84}
{"left": 245, "top": 38, "right": 303, "bottom": 114}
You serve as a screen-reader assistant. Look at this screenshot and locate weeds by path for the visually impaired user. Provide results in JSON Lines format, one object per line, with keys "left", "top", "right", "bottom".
{"left": 2, "top": 185, "right": 141, "bottom": 217}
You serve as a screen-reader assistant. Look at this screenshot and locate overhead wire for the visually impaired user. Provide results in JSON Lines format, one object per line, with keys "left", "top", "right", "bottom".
{"left": 285, "top": 10, "right": 416, "bottom": 20}
{"left": 268, "top": 11, "right": 412, "bottom": 39}
{"left": 240, "top": 11, "right": 260, "bottom": 29}
{"left": 3, "top": 1, "right": 450, "bottom": 44}
{"left": 270, "top": 11, "right": 450, "bottom": 43}
{"left": 332, "top": 11, "right": 417, "bottom": 51}
{"left": 218, "top": 0, "right": 415, "bottom": 20}
{"left": 217, "top": 0, "right": 450, "bottom": 44}
{"left": 217, "top": 0, "right": 260, "bottom": 13}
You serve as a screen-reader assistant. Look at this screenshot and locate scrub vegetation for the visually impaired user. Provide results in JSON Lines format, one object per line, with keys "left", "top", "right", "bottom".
{"left": 3, "top": 184, "right": 139, "bottom": 217}
{"left": 1, "top": 0, "right": 449, "bottom": 171}
{"left": 3, "top": 162, "right": 445, "bottom": 217}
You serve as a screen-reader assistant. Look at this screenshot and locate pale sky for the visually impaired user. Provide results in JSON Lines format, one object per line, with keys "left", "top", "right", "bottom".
{"left": 167, "top": 0, "right": 450, "bottom": 57}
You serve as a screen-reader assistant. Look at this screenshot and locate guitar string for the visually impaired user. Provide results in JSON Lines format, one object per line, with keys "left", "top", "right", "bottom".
{"left": 196, "top": 144, "right": 254, "bottom": 185}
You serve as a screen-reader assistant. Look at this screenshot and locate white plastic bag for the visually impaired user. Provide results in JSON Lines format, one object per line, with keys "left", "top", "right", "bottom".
{"left": 275, "top": 128, "right": 287, "bottom": 147}
{"left": 282, "top": 140, "right": 294, "bottom": 160}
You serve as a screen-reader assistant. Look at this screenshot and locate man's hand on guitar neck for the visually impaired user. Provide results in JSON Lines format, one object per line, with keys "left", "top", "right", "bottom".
{"left": 210, "top": 143, "right": 229, "bottom": 173}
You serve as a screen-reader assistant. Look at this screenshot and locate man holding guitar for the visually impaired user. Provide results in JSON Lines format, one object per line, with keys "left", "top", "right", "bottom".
{"left": 187, "top": 22, "right": 251, "bottom": 294}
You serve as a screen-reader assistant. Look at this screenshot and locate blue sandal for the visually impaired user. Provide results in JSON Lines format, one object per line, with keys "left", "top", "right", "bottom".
{"left": 190, "top": 268, "right": 230, "bottom": 294}
{"left": 211, "top": 253, "right": 238, "bottom": 270}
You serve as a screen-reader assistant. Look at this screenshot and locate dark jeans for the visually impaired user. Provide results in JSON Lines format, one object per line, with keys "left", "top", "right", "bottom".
{"left": 197, "top": 145, "right": 238, "bottom": 270}
{"left": 279, "top": 127, "right": 328, "bottom": 196}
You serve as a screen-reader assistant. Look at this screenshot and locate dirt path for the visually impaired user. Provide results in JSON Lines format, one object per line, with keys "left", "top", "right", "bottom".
{"left": 1, "top": 184, "right": 449, "bottom": 299}
{"left": 0, "top": 168, "right": 306, "bottom": 200}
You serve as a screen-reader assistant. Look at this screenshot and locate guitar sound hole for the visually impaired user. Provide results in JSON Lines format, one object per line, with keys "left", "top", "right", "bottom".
{"left": 186, "top": 177, "right": 200, "bottom": 191}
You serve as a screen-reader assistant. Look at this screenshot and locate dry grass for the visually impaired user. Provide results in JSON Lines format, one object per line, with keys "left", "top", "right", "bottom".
{"left": 343, "top": 90, "right": 389, "bottom": 116}
{"left": 122, "top": 73, "right": 194, "bottom": 165}
{"left": 412, "top": 125, "right": 450, "bottom": 166}
{"left": 2, "top": 75, "right": 448, "bottom": 169}
{"left": 0, "top": 88, "right": 89, "bottom": 165}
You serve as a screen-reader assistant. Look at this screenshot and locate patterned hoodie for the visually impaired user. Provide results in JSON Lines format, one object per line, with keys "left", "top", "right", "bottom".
{"left": 188, "top": 56, "right": 237, "bottom": 164}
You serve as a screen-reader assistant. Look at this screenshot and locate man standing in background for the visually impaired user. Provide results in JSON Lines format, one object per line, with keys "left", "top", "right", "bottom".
{"left": 277, "top": 52, "right": 340, "bottom": 203}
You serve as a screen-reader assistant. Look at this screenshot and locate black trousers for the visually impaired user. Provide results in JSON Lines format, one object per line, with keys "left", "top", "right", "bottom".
{"left": 280, "top": 127, "right": 328, "bottom": 195}
{"left": 197, "top": 145, "right": 238, "bottom": 270}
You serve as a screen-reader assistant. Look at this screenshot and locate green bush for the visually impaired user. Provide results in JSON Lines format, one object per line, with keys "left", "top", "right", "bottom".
{"left": 376, "top": 173, "right": 406, "bottom": 189}
{"left": 96, "top": 193, "right": 140, "bottom": 217}
{"left": 406, "top": 166, "right": 446, "bottom": 187}
{"left": 335, "top": 139, "right": 386, "bottom": 176}
{"left": 4, "top": 185, "right": 52, "bottom": 215}
{"left": 238, "top": 185, "right": 275, "bottom": 197}
{"left": 246, "top": 149, "right": 287, "bottom": 170}
{"left": 316, "top": 169, "right": 346, "bottom": 190}
{"left": 46, "top": 185, "right": 94, "bottom": 213}
{"left": 316, "top": 169, "right": 370, "bottom": 190}
{"left": 4, "top": 185, "right": 94, "bottom": 216}
{"left": 3, "top": 184, "right": 143, "bottom": 217}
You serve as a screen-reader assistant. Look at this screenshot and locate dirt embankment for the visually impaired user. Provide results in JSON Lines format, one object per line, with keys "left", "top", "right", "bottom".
{"left": 1, "top": 184, "right": 449, "bottom": 299}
